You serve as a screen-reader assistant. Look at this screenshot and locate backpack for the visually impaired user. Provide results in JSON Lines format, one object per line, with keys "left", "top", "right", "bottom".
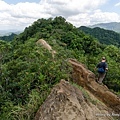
{"left": 97, "top": 62, "right": 106, "bottom": 73}
{"left": 97, "top": 67, "right": 105, "bottom": 73}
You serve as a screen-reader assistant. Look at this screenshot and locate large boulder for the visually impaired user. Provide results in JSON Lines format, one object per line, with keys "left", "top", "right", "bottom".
{"left": 36, "top": 39, "right": 56, "bottom": 58}
{"left": 68, "top": 58, "right": 120, "bottom": 113}
{"left": 35, "top": 80, "right": 114, "bottom": 120}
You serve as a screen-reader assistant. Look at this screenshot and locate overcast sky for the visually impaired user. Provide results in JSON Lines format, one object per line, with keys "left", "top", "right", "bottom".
{"left": 0, "top": 0, "right": 120, "bottom": 31}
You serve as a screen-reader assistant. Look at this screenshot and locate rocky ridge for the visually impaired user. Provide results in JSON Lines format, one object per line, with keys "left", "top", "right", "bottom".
{"left": 34, "top": 59, "right": 120, "bottom": 120}
{"left": 35, "top": 80, "right": 114, "bottom": 120}
{"left": 69, "top": 58, "right": 120, "bottom": 113}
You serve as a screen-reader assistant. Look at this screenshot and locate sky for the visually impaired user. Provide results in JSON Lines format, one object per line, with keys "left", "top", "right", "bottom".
{"left": 0, "top": 0, "right": 120, "bottom": 31}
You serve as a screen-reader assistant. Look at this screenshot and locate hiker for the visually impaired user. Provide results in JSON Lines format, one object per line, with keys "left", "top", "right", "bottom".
{"left": 96, "top": 57, "right": 108, "bottom": 84}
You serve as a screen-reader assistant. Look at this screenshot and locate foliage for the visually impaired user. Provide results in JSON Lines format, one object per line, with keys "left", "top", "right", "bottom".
{"left": 79, "top": 26, "right": 120, "bottom": 46}
{"left": 0, "top": 16, "right": 120, "bottom": 119}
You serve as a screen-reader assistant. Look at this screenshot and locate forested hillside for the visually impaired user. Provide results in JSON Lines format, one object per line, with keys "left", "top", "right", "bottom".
{"left": 0, "top": 33, "right": 17, "bottom": 41}
{"left": 0, "top": 16, "right": 120, "bottom": 120}
{"left": 79, "top": 26, "right": 120, "bottom": 46}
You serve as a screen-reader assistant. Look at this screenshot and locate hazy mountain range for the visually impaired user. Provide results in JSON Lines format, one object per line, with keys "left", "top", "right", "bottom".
{"left": 89, "top": 22, "right": 120, "bottom": 33}
{"left": 0, "top": 30, "right": 22, "bottom": 36}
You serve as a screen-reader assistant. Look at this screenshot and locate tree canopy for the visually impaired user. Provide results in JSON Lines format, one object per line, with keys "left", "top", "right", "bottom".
{"left": 79, "top": 26, "right": 120, "bottom": 46}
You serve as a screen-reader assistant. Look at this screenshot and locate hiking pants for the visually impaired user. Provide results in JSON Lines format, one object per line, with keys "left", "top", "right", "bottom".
{"left": 98, "top": 72, "right": 106, "bottom": 83}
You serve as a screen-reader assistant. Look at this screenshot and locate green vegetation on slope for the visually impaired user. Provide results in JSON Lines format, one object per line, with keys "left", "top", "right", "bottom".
{"left": 0, "top": 16, "right": 120, "bottom": 120}
{"left": 79, "top": 26, "right": 120, "bottom": 46}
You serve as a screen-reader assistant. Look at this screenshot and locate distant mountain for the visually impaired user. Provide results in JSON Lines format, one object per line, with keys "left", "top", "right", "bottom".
{"left": 89, "top": 22, "right": 120, "bottom": 33}
{"left": 0, "top": 33, "right": 17, "bottom": 41}
{"left": 79, "top": 26, "right": 120, "bottom": 46}
{"left": 0, "top": 30, "right": 22, "bottom": 41}
{"left": 0, "top": 30, "right": 22, "bottom": 36}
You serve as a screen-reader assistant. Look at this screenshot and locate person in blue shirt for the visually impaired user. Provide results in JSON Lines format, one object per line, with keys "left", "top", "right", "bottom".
{"left": 96, "top": 57, "right": 108, "bottom": 84}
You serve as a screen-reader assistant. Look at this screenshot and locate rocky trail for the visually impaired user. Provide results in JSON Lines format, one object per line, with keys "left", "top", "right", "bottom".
{"left": 34, "top": 59, "right": 120, "bottom": 120}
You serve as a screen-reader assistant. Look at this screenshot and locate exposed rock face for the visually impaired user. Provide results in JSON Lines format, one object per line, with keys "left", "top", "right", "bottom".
{"left": 68, "top": 59, "right": 120, "bottom": 113}
{"left": 35, "top": 80, "right": 114, "bottom": 120}
{"left": 36, "top": 39, "right": 56, "bottom": 58}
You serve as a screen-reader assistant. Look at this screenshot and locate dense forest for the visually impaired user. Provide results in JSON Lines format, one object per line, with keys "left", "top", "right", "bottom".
{"left": 0, "top": 16, "right": 120, "bottom": 120}
{"left": 79, "top": 26, "right": 120, "bottom": 46}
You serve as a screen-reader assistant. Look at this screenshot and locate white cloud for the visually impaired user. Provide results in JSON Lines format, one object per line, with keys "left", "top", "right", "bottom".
{"left": 0, "top": 0, "right": 120, "bottom": 31}
{"left": 67, "top": 14, "right": 91, "bottom": 27}
{"left": 90, "top": 10, "right": 120, "bottom": 24}
{"left": 44, "top": 0, "right": 108, "bottom": 16}
{"left": 0, "top": 0, "right": 10, "bottom": 11}
{"left": 115, "top": 2, "right": 120, "bottom": 7}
